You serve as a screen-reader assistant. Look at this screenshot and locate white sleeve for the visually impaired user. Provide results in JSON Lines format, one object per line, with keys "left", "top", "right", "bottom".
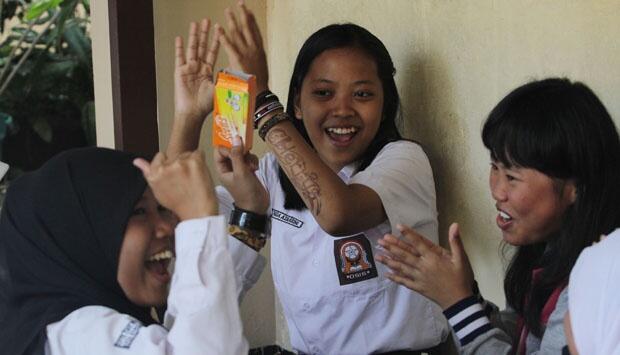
{"left": 216, "top": 185, "right": 266, "bottom": 301}
{"left": 350, "top": 141, "right": 439, "bottom": 242}
{"left": 45, "top": 215, "right": 248, "bottom": 355}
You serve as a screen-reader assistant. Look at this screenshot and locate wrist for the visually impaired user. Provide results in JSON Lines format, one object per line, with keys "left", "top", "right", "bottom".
{"left": 174, "top": 111, "right": 207, "bottom": 126}
{"left": 234, "top": 201, "right": 269, "bottom": 215}
{"left": 439, "top": 290, "right": 475, "bottom": 310}
{"left": 177, "top": 204, "right": 218, "bottom": 221}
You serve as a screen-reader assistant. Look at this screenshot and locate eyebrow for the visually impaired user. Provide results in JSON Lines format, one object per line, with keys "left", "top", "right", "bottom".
{"left": 311, "top": 78, "right": 378, "bottom": 85}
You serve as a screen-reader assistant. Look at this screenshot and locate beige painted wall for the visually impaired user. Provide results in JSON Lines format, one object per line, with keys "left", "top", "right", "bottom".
{"left": 266, "top": 0, "right": 620, "bottom": 309}
{"left": 93, "top": 0, "right": 620, "bottom": 351}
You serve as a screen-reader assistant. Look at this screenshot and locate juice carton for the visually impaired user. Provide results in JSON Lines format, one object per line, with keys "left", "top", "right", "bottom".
{"left": 213, "top": 69, "right": 256, "bottom": 152}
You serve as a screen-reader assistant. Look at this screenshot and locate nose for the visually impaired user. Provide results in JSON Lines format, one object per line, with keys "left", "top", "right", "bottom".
{"left": 331, "top": 92, "right": 355, "bottom": 118}
{"left": 153, "top": 213, "right": 175, "bottom": 240}
{"left": 490, "top": 172, "right": 508, "bottom": 202}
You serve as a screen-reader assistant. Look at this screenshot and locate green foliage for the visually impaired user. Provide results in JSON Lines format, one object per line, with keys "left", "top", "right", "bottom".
{"left": 0, "top": 0, "right": 93, "bottom": 174}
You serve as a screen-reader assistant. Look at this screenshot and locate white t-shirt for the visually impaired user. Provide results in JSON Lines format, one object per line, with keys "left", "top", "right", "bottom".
{"left": 45, "top": 215, "right": 250, "bottom": 355}
{"left": 221, "top": 140, "right": 450, "bottom": 355}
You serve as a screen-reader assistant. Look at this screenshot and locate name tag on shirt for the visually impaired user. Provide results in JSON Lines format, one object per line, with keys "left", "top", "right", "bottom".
{"left": 271, "top": 208, "right": 304, "bottom": 228}
{"left": 114, "top": 320, "right": 141, "bottom": 349}
{"left": 333, "top": 234, "right": 378, "bottom": 285}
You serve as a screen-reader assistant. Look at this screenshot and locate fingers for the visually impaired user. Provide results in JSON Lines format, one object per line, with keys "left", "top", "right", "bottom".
{"left": 197, "top": 18, "right": 210, "bottom": 62}
{"left": 214, "top": 146, "right": 232, "bottom": 173}
{"left": 229, "top": 135, "right": 248, "bottom": 173}
{"left": 385, "top": 271, "right": 418, "bottom": 291}
{"left": 238, "top": 2, "right": 257, "bottom": 49}
{"left": 175, "top": 36, "right": 185, "bottom": 67}
{"left": 132, "top": 158, "right": 151, "bottom": 176}
{"left": 378, "top": 234, "right": 420, "bottom": 267}
{"left": 204, "top": 23, "right": 220, "bottom": 71}
{"left": 151, "top": 152, "right": 167, "bottom": 171}
{"left": 246, "top": 153, "right": 259, "bottom": 171}
{"left": 239, "top": 2, "right": 263, "bottom": 48}
{"left": 397, "top": 224, "right": 434, "bottom": 254}
{"left": 448, "top": 223, "right": 468, "bottom": 264}
{"left": 217, "top": 25, "right": 240, "bottom": 63}
{"left": 225, "top": 7, "right": 246, "bottom": 47}
{"left": 186, "top": 21, "right": 198, "bottom": 62}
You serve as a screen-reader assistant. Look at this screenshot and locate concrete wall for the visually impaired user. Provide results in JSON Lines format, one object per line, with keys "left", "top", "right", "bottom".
{"left": 93, "top": 0, "right": 620, "bottom": 350}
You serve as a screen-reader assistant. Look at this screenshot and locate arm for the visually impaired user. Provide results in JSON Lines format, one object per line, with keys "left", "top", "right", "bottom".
{"left": 217, "top": 3, "right": 386, "bottom": 236}
{"left": 45, "top": 216, "right": 248, "bottom": 355}
{"left": 167, "top": 18, "right": 219, "bottom": 159}
{"left": 377, "top": 224, "right": 524, "bottom": 355}
{"left": 48, "top": 152, "right": 247, "bottom": 354}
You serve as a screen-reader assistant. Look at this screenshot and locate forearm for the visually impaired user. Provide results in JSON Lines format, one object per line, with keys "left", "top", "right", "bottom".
{"left": 166, "top": 114, "right": 204, "bottom": 159}
{"left": 263, "top": 118, "right": 385, "bottom": 235}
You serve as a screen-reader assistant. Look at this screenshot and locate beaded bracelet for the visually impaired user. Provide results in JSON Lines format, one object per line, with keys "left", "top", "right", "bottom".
{"left": 254, "top": 101, "right": 283, "bottom": 128}
{"left": 258, "top": 111, "right": 289, "bottom": 140}
{"left": 255, "top": 90, "right": 279, "bottom": 110}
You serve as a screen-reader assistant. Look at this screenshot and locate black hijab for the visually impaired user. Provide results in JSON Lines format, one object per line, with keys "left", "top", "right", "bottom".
{"left": 0, "top": 147, "right": 156, "bottom": 355}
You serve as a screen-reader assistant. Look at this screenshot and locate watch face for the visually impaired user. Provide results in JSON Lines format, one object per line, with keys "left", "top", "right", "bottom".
{"left": 0, "top": 162, "right": 8, "bottom": 181}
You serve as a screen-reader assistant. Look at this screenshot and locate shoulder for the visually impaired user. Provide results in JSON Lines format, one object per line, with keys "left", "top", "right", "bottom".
{"left": 358, "top": 140, "right": 434, "bottom": 182}
{"left": 47, "top": 305, "right": 154, "bottom": 334}
{"left": 368, "top": 140, "right": 431, "bottom": 170}
{"left": 46, "top": 306, "right": 164, "bottom": 354}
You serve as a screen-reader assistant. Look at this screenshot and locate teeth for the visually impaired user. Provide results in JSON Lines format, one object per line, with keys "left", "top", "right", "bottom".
{"left": 147, "top": 250, "right": 173, "bottom": 262}
{"left": 499, "top": 211, "right": 512, "bottom": 221}
{"left": 327, "top": 127, "right": 357, "bottom": 135}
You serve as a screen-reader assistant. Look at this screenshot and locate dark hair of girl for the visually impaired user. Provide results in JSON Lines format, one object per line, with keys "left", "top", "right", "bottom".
{"left": 278, "top": 23, "right": 403, "bottom": 210}
{"left": 482, "top": 78, "right": 620, "bottom": 337}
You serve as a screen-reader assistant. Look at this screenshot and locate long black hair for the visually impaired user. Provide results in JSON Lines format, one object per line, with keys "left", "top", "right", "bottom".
{"left": 482, "top": 78, "right": 620, "bottom": 337}
{"left": 279, "top": 23, "right": 403, "bottom": 210}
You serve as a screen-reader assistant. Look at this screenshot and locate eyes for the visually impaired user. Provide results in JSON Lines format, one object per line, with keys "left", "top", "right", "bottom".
{"left": 131, "top": 205, "right": 172, "bottom": 217}
{"left": 490, "top": 162, "right": 519, "bottom": 182}
{"left": 311, "top": 88, "right": 375, "bottom": 100}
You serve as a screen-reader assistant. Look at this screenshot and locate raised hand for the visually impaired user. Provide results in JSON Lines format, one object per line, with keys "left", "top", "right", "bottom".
{"left": 376, "top": 223, "right": 475, "bottom": 310}
{"left": 217, "top": 2, "right": 269, "bottom": 92}
{"left": 175, "top": 18, "right": 220, "bottom": 122}
{"left": 214, "top": 135, "right": 269, "bottom": 214}
{"left": 133, "top": 151, "right": 219, "bottom": 221}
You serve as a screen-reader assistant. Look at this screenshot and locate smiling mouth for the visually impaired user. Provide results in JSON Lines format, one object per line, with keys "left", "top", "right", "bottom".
{"left": 496, "top": 209, "right": 514, "bottom": 230}
{"left": 325, "top": 126, "right": 358, "bottom": 145}
{"left": 145, "top": 249, "right": 173, "bottom": 282}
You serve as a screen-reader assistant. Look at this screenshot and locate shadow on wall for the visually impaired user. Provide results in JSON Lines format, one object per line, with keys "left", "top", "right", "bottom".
{"left": 400, "top": 53, "right": 471, "bottom": 355}
{"left": 401, "top": 53, "right": 475, "bottom": 248}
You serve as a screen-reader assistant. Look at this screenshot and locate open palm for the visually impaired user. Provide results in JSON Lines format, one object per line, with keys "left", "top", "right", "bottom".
{"left": 175, "top": 19, "right": 220, "bottom": 121}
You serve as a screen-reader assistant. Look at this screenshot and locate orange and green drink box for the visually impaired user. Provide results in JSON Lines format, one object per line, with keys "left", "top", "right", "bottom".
{"left": 213, "top": 69, "right": 256, "bottom": 152}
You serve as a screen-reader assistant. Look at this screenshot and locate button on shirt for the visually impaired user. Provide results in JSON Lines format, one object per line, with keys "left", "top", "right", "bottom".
{"left": 222, "top": 141, "right": 450, "bottom": 354}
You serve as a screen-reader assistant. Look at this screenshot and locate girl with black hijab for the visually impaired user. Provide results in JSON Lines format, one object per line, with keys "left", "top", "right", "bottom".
{"left": 0, "top": 147, "right": 247, "bottom": 354}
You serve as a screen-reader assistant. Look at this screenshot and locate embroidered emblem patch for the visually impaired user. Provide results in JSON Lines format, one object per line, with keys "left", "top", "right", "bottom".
{"left": 333, "top": 234, "right": 378, "bottom": 285}
{"left": 271, "top": 208, "right": 304, "bottom": 228}
{"left": 114, "top": 320, "right": 141, "bottom": 349}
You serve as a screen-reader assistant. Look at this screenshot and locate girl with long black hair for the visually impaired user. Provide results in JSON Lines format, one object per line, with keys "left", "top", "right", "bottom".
{"left": 167, "top": 3, "right": 449, "bottom": 354}
{"left": 377, "top": 78, "right": 620, "bottom": 354}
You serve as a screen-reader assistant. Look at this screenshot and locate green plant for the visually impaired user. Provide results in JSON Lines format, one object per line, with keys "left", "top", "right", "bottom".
{"left": 0, "top": 0, "right": 93, "bottom": 176}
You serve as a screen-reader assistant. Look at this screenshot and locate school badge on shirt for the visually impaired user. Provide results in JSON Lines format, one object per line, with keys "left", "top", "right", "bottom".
{"left": 333, "top": 234, "right": 378, "bottom": 285}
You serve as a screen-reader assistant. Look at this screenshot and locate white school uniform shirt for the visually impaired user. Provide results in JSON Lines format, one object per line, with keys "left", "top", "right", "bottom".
{"left": 569, "top": 228, "right": 620, "bottom": 355}
{"left": 45, "top": 215, "right": 258, "bottom": 355}
{"left": 220, "top": 140, "right": 449, "bottom": 355}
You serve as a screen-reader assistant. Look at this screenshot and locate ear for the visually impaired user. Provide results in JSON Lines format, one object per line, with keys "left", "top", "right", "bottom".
{"left": 293, "top": 93, "right": 302, "bottom": 120}
{"left": 565, "top": 179, "right": 578, "bottom": 204}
